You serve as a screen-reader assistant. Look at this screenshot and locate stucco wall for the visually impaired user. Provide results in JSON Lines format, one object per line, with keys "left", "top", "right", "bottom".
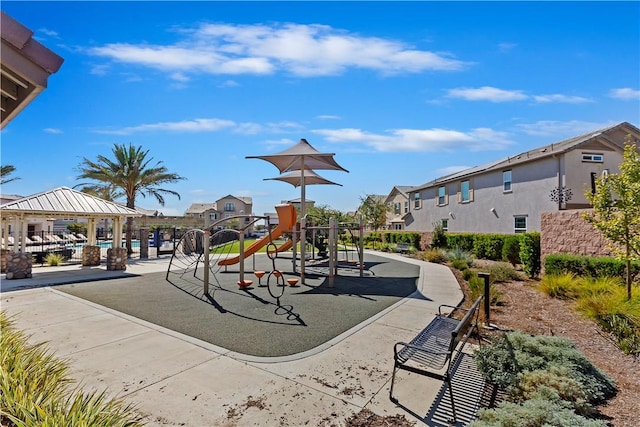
{"left": 541, "top": 209, "right": 612, "bottom": 259}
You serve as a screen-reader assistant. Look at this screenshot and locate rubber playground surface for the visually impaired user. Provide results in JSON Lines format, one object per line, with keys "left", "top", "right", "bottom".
{"left": 56, "top": 253, "right": 421, "bottom": 358}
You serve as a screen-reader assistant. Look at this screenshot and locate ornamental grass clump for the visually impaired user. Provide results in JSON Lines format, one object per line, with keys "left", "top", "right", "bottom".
{"left": 0, "top": 311, "right": 144, "bottom": 426}
{"left": 538, "top": 273, "right": 580, "bottom": 300}
{"left": 44, "top": 252, "right": 65, "bottom": 266}
{"left": 472, "top": 331, "right": 617, "bottom": 426}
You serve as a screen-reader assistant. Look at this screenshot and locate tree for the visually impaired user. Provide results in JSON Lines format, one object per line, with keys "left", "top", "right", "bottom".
{"left": 0, "top": 165, "right": 20, "bottom": 185}
{"left": 358, "top": 194, "right": 389, "bottom": 232}
{"left": 305, "top": 204, "right": 352, "bottom": 255}
{"left": 76, "top": 143, "right": 186, "bottom": 255}
{"left": 583, "top": 137, "right": 640, "bottom": 300}
{"left": 73, "top": 183, "right": 123, "bottom": 201}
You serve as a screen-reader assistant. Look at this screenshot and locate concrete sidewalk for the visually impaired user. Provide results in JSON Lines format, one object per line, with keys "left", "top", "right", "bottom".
{"left": 1, "top": 252, "right": 480, "bottom": 426}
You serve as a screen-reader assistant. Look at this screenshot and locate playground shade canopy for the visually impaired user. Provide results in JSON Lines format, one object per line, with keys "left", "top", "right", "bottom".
{"left": 264, "top": 169, "right": 343, "bottom": 188}
{"left": 246, "top": 138, "right": 349, "bottom": 174}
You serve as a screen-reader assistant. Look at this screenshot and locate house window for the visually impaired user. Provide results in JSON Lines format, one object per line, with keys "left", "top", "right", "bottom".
{"left": 437, "top": 186, "right": 447, "bottom": 206}
{"left": 224, "top": 202, "right": 235, "bottom": 212}
{"left": 503, "top": 170, "right": 512, "bottom": 192}
{"left": 441, "top": 219, "right": 448, "bottom": 231}
{"left": 514, "top": 216, "right": 527, "bottom": 233}
{"left": 394, "top": 202, "right": 401, "bottom": 215}
{"left": 404, "top": 201, "right": 409, "bottom": 213}
{"left": 414, "top": 193, "right": 421, "bottom": 208}
{"left": 209, "top": 213, "right": 217, "bottom": 220}
{"left": 582, "top": 153, "right": 604, "bottom": 163}
{"left": 393, "top": 223, "right": 403, "bottom": 231}
{"left": 459, "top": 180, "right": 472, "bottom": 203}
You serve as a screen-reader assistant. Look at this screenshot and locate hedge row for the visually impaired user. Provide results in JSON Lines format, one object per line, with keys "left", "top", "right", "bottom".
{"left": 364, "top": 232, "right": 421, "bottom": 248}
{"left": 442, "top": 232, "right": 541, "bottom": 278}
{"left": 545, "top": 253, "right": 640, "bottom": 279}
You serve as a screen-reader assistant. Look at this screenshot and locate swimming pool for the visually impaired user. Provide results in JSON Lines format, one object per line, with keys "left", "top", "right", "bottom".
{"left": 74, "top": 240, "right": 142, "bottom": 249}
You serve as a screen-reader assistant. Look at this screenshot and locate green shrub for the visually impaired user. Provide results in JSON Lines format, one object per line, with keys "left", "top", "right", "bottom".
{"left": 474, "top": 331, "right": 617, "bottom": 404}
{"left": 469, "top": 276, "right": 501, "bottom": 305}
{"left": 502, "top": 235, "right": 521, "bottom": 266}
{"left": 431, "top": 223, "right": 447, "bottom": 248}
{"left": 0, "top": 311, "right": 143, "bottom": 426}
{"left": 519, "top": 232, "right": 541, "bottom": 278}
{"left": 544, "top": 253, "right": 640, "bottom": 280}
{"left": 486, "top": 262, "right": 522, "bottom": 283}
{"left": 513, "top": 366, "right": 591, "bottom": 415}
{"left": 451, "top": 259, "right": 469, "bottom": 271}
{"left": 446, "top": 233, "right": 475, "bottom": 252}
{"left": 472, "top": 234, "right": 505, "bottom": 261}
{"left": 470, "top": 398, "right": 607, "bottom": 427}
{"left": 45, "top": 253, "right": 65, "bottom": 266}
{"left": 463, "top": 268, "right": 477, "bottom": 281}
{"left": 423, "top": 248, "right": 446, "bottom": 263}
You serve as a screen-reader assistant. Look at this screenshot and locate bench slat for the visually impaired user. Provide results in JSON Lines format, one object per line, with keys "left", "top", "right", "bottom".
{"left": 396, "top": 315, "right": 459, "bottom": 369}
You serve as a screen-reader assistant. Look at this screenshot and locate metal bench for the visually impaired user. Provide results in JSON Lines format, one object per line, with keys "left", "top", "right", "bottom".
{"left": 395, "top": 242, "right": 411, "bottom": 253}
{"left": 390, "top": 295, "right": 483, "bottom": 423}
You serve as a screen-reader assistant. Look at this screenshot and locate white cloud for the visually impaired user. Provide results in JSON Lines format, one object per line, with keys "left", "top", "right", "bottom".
{"left": 219, "top": 79, "right": 240, "bottom": 88}
{"left": 517, "top": 120, "right": 616, "bottom": 137}
{"left": 533, "top": 94, "right": 592, "bottom": 104}
{"left": 87, "top": 22, "right": 468, "bottom": 78}
{"left": 43, "top": 128, "right": 63, "bottom": 134}
{"left": 446, "top": 86, "right": 528, "bottom": 102}
{"left": 313, "top": 127, "right": 514, "bottom": 152}
{"left": 38, "top": 28, "right": 59, "bottom": 38}
{"left": 95, "top": 118, "right": 236, "bottom": 135}
{"left": 317, "top": 115, "right": 341, "bottom": 120}
{"left": 608, "top": 87, "right": 640, "bottom": 100}
{"left": 498, "top": 42, "right": 517, "bottom": 53}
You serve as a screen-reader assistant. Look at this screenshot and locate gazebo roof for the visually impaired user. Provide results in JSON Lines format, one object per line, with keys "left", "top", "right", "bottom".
{"left": 0, "top": 186, "right": 141, "bottom": 219}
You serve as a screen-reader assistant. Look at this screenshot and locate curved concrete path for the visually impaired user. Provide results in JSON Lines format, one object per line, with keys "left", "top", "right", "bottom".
{"left": 1, "top": 251, "right": 467, "bottom": 426}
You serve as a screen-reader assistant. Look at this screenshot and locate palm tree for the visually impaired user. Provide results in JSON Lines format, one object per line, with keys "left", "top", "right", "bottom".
{"left": 0, "top": 165, "right": 20, "bottom": 185}
{"left": 76, "top": 143, "right": 186, "bottom": 255}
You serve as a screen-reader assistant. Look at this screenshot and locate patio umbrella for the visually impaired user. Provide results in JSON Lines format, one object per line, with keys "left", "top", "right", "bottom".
{"left": 247, "top": 138, "right": 348, "bottom": 282}
{"left": 264, "top": 169, "right": 343, "bottom": 188}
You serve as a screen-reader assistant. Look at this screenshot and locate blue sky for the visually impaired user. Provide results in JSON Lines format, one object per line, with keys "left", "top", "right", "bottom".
{"left": 1, "top": 1, "right": 639, "bottom": 217}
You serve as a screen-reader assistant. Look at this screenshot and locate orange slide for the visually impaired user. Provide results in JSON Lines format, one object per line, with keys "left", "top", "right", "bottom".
{"left": 218, "top": 204, "right": 297, "bottom": 266}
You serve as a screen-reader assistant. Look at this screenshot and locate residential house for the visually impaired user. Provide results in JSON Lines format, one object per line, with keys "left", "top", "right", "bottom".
{"left": 384, "top": 186, "right": 414, "bottom": 230}
{"left": 405, "top": 122, "right": 640, "bottom": 234}
{"left": 184, "top": 195, "right": 253, "bottom": 231}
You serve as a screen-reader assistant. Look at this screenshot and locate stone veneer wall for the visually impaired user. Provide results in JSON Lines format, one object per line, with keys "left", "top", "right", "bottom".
{"left": 4, "top": 252, "right": 32, "bottom": 279}
{"left": 541, "top": 210, "right": 612, "bottom": 259}
{"left": 1, "top": 249, "right": 9, "bottom": 273}
{"left": 106, "top": 247, "right": 127, "bottom": 270}
{"left": 82, "top": 245, "right": 101, "bottom": 266}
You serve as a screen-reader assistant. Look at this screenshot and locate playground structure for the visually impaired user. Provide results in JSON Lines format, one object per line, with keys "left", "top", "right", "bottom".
{"left": 166, "top": 203, "right": 367, "bottom": 304}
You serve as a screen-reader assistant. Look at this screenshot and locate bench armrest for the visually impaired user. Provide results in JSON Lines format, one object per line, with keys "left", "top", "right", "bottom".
{"left": 438, "top": 303, "right": 471, "bottom": 316}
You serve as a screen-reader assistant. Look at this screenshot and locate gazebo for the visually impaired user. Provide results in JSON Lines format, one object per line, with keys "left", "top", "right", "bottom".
{"left": 1, "top": 186, "right": 141, "bottom": 278}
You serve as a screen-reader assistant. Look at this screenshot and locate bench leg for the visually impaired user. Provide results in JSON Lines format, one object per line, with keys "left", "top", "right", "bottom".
{"left": 389, "top": 363, "right": 399, "bottom": 403}
{"left": 446, "top": 378, "right": 458, "bottom": 423}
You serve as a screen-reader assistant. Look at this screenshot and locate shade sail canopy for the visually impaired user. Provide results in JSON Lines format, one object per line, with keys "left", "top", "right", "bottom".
{"left": 265, "top": 169, "right": 343, "bottom": 188}
{"left": 246, "top": 138, "right": 349, "bottom": 173}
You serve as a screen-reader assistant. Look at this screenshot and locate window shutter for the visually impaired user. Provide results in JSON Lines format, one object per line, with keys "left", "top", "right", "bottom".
{"left": 469, "top": 189, "right": 474, "bottom": 201}
{"left": 445, "top": 194, "right": 449, "bottom": 205}
{"left": 457, "top": 192, "right": 461, "bottom": 203}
